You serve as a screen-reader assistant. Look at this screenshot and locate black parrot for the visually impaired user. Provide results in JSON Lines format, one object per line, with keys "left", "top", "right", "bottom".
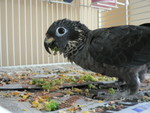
{"left": 44, "top": 19, "right": 150, "bottom": 95}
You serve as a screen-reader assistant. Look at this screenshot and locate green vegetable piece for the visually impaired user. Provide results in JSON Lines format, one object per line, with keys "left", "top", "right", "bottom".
{"left": 52, "top": 47, "right": 58, "bottom": 55}
{"left": 88, "top": 84, "right": 96, "bottom": 89}
{"left": 32, "top": 78, "right": 45, "bottom": 86}
{"left": 44, "top": 100, "right": 59, "bottom": 111}
{"left": 108, "top": 88, "right": 115, "bottom": 94}
{"left": 79, "top": 75, "right": 97, "bottom": 82}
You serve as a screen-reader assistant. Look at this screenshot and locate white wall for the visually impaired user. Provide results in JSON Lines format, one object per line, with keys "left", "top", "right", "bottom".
{"left": 129, "top": 0, "right": 150, "bottom": 25}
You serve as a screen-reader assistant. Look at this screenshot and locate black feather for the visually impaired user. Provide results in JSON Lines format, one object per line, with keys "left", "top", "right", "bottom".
{"left": 45, "top": 19, "right": 150, "bottom": 95}
{"left": 89, "top": 25, "right": 150, "bottom": 67}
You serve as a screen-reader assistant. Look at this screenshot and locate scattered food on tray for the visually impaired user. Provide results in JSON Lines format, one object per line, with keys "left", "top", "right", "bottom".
{"left": 0, "top": 65, "right": 150, "bottom": 112}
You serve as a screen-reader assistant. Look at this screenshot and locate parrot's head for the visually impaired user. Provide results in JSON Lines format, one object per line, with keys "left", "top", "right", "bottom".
{"left": 44, "top": 19, "right": 90, "bottom": 56}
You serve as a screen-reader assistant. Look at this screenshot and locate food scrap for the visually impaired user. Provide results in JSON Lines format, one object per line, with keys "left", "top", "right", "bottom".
{"left": 0, "top": 65, "right": 150, "bottom": 113}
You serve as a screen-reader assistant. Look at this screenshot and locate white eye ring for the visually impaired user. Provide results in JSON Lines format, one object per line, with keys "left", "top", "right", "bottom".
{"left": 56, "top": 27, "right": 68, "bottom": 37}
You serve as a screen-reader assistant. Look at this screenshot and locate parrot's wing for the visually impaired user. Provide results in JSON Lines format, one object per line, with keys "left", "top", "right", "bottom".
{"left": 88, "top": 25, "right": 150, "bottom": 67}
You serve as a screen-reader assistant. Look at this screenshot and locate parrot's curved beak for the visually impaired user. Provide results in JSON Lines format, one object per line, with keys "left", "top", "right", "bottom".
{"left": 44, "top": 37, "right": 55, "bottom": 54}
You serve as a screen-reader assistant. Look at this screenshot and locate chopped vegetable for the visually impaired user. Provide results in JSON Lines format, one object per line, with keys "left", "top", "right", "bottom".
{"left": 79, "top": 75, "right": 98, "bottom": 82}
{"left": 44, "top": 100, "right": 59, "bottom": 111}
{"left": 32, "top": 100, "right": 39, "bottom": 108}
{"left": 108, "top": 88, "right": 115, "bottom": 94}
{"left": 52, "top": 47, "right": 58, "bottom": 55}
{"left": 88, "top": 84, "right": 96, "bottom": 89}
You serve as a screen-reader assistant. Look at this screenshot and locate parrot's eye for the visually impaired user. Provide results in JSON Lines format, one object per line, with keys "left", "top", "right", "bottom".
{"left": 56, "top": 27, "right": 68, "bottom": 37}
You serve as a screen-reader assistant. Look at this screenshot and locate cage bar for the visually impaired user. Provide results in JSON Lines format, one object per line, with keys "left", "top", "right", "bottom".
{"left": 18, "top": 0, "right": 22, "bottom": 65}
{"left": 24, "top": 0, "right": 27, "bottom": 65}
{"left": 36, "top": 0, "right": 39, "bottom": 64}
{"left": 46, "top": 1, "right": 49, "bottom": 63}
{"left": 5, "top": 0, "right": 9, "bottom": 66}
{"left": 125, "top": 0, "right": 129, "bottom": 25}
{"left": 12, "top": 0, "right": 15, "bottom": 66}
{"left": 61, "top": 1, "right": 65, "bottom": 63}
{"left": 56, "top": 2, "right": 60, "bottom": 63}
{"left": 51, "top": 3, "right": 54, "bottom": 63}
{"left": 41, "top": 1, "right": 44, "bottom": 64}
{"left": 0, "top": 0, "right": 2, "bottom": 66}
{"left": 30, "top": 0, "right": 33, "bottom": 65}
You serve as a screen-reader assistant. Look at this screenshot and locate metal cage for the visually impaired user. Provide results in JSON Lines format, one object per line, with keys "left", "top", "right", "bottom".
{"left": 0, "top": 0, "right": 150, "bottom": 68}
